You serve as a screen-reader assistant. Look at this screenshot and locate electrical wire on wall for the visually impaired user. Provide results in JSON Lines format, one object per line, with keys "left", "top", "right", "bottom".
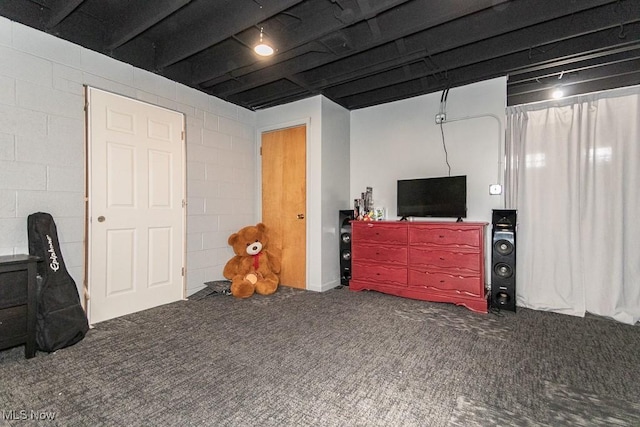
{"left": 434, "top": 86, "right": 505, "bottom": 190}
{"left": 438, "top": 88, "right": 452, "bottom": 176}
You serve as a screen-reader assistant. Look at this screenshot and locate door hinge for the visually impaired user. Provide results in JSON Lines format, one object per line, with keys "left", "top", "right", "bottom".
{"left": 182, "top": 199, "right": 186, "bottom": 208}
{"left": 181, "top": 130, "right": 185, "bottom": 142}
{"left": 181, "top": 267, "right": 185, "bottom": 277}
{"left": 260, "top": 146, "right": 262, "bottom": 156}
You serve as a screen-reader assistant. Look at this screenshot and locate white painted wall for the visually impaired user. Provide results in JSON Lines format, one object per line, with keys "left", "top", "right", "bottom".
{"left": 351, "top": 77, "right": 506, "bottom": 221}
{"left": 256, "top": 96, "right": 350, "bottom": 292}
{"left": 320, "top": 97, "right": 350, "bottom": 290}
{"left": 0, "top": 18, "right": 257, "bottom": 298}
{"left": 350, "top": 77, "right": 507, "bottom": 279}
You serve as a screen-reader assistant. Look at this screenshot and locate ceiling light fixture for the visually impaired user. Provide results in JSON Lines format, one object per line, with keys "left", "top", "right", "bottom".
{"left": 552, "top": 71, "right": 565, "bottom": 99}
{"left": 254, "top": 27, "right": 274, "bottom": 57}
{"left": 552, "top": 87, "right": 564, "bottom": 99}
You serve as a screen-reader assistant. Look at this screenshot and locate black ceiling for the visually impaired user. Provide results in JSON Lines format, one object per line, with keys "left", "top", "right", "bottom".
{"left": 2, "top": 0, "right": 640, "bottom": 110}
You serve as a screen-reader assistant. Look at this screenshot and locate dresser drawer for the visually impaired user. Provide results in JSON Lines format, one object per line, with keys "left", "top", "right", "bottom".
{"left": 0, "top": 270, "right": 28, "bottom": 309}
{"left": 352, "top": 244, "right": 407, "bottom": 265}
{"left": 0, "top": 254, "right": 40, "bottom": 358}
{"left": 408, "top": 269, "right": 483, "bottom": 296}
{"left": 409, "top": 225, "right": 482, "bottom": 248}
{"left": 352, "top": 222, "right": 407, "bottom": 245}
{"left": 409, "top": 247, "right": 481, "bottom": 272}
{"left": 352, "top": 262, "right": 407, "bottom": 286}
{"left": 0, "top": 305, "right": 28, "bottom": 341}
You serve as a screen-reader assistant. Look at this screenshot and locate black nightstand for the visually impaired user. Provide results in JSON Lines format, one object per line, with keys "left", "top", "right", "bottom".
{"left": 0, "top": 254, "right": 40, "bottom": 358}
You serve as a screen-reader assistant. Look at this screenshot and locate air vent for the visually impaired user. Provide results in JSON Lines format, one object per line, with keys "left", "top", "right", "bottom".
{"left": 319, "top": 32, "right": 353, "bottom": 55}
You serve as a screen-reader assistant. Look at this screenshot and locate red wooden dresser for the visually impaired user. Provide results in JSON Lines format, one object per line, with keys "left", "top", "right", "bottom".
{"left": 350, "top": 221, "right": 488, "bottom": 313}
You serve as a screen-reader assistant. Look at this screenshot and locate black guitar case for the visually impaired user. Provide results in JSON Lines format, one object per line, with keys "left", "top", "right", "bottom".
{"left": 28, "top": 212, "right": 89, "bottom": 352}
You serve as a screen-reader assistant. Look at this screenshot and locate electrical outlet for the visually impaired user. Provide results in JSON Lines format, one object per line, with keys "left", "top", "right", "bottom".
{"left": 489, "top": 184, "right": 502, "bottom": 195}
{"left": 435, "top": 113, "right": 446, "bottom": 124}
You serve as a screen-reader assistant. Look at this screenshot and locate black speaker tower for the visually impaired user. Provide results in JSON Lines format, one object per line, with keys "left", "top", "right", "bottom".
{"left": 339, "top": 210, "right": 354, "bottom": 285}
{"left": 491, "top": 209, "right": 517, "bottom": 312}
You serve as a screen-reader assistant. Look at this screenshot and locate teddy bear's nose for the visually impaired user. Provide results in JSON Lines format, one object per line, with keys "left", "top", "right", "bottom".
{"left": 252, "top": 245, "right": 258, "bottom": 251}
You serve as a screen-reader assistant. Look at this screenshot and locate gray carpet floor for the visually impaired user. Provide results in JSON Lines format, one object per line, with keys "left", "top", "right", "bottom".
{"left": 1, "top": 283, "right": 639, "bottom": 426}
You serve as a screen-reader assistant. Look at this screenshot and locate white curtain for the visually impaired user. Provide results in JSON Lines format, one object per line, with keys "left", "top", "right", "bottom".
{"left": 505, "top": 86, "right": 640, "bottom": 325}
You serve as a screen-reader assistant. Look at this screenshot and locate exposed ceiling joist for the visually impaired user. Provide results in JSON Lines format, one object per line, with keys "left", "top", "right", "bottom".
{"left": 45, "top": 0, "right": 83, "bottom": 29}
{"left": 154, "top": 0, "right": 304, "bottom": 69}
{"left": 2, "top": 0, "right": 639, "bottom": 110}
{"left": 189, "top": 0, "right": 411, "bottom": 87}
{"left": 205, "top": 0, "right": 512, "bottom": 99}
{"left": 105, "top": 0, "right": 192, "bottom": 50}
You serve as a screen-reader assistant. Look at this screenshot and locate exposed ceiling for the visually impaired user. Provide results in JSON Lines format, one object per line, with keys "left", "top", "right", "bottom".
{"left": 1, "top": 0, "right": 639, "bottom": 110}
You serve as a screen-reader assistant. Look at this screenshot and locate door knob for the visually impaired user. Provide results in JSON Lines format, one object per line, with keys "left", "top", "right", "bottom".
{"left": 297, "top": 214, "right": 305, "bottom": 219}
{"left": 97, "top": 216, "right": 106, "bottom": 222}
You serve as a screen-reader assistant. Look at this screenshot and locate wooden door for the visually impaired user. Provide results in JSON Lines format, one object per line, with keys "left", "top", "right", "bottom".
{"left": 261, "top": 125, "right": 306, "bottom": 289}
{"left": 86, "top": 87, "right": 185, "bottom": 323}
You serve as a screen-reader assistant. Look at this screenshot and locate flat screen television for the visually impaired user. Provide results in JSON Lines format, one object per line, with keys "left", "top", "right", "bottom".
{"left": 397, "top": 175, "right": 467, "bottom": 220}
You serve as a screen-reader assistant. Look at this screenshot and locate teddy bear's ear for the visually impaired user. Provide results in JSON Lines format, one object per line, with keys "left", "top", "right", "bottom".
{"left": 256, "top": 223, "right": 266, "bottom": 233}
{"left": 228, "top": 233, "right": 239, "bottom": 246}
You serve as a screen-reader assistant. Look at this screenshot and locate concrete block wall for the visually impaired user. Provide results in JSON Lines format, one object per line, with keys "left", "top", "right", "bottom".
{"left": 0, "top": 17, "right": 257, "bottom": 297}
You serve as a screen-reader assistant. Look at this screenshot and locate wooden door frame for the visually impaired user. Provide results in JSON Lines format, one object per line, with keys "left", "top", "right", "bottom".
{"left": 255, "top": 118, "right": 311, "bottom": 288}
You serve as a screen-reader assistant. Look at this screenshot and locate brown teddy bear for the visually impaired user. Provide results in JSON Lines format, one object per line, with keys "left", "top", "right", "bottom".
{"left": 223, "top": 223, "right": 281, "bottom": 299}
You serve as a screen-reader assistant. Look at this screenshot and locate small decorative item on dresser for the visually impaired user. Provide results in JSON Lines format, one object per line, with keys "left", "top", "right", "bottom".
{"left": 372, "top": 207, "right": 386, "bottom": 221}
{"left": 354, "top": 186, "right": 377, "bottom": 220}
{"left": 0, "top": 254, "right": 41, "bottom": 358}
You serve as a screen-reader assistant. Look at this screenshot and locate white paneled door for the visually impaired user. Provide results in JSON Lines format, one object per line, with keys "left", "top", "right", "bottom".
{"left": 86, "top": 87, "right": 185, "bottom": 324}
